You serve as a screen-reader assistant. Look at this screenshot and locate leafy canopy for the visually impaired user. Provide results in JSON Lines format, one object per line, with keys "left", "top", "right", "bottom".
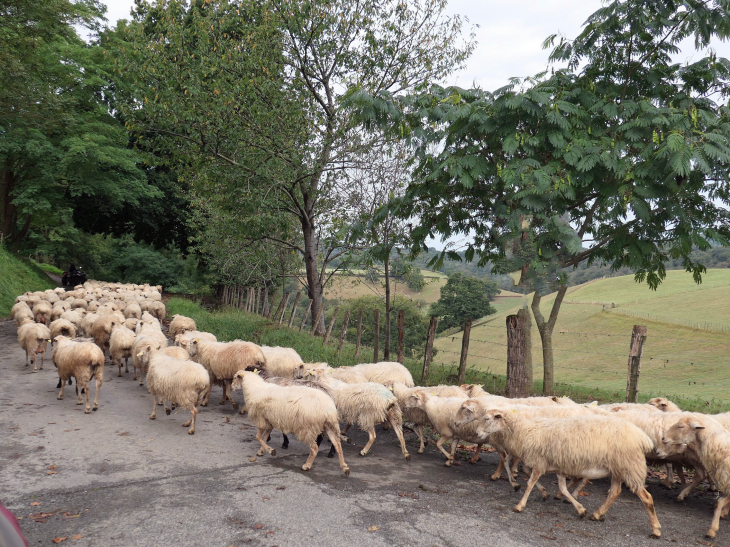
{"left": 430, "top": 273, "right": 498, "bottom": 332}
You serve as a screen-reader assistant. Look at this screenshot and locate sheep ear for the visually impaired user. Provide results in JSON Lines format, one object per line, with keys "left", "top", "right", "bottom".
{"left": 494, "top": 413, "right": 503, "bottom": 419}
{"left": 413, "top": 393, "right": 421, "bottom": 399}
{"left": 551, "top": 396, "right": 558, "bottom": 402}
{"left": 466, "top": 404, "right": 475, "bottom": 413}
{"left": 690, "top": 422, "right": 705, "bottom": 430}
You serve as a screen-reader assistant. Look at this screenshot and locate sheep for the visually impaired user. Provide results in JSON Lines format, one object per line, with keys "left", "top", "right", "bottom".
{"left": 32, "top": 300, "right": 52, "bottom": 325}
{"left": 259, "top": 346, "right": 303, "bottom": 379}
{"left": 659, "top": 415, "right": 730, "bottom": 539}
{"left": 50, "top": 305, "right": 67, "bottom": 322}
{"left": 137, "top": 346, "right": 209, "bottom": 435}
{"left": 614, "top": 409, "right": 710, "bottom": 500}
{"left": 109, "top": 326, "right": 136, "bottom": 377}
{"left": 123, "top": 302, "right": 142, "bottom": 320}
{"left": 80, "top": 313, "right": 99, "bottom": 337}
{"left": 10, "top": 301, "right": 31, "bottom": 321}
{"left": 391, "top": 383, "right": 469, "bottom": 455}
{"left": 232, "top": 370, "right": 350, "bottom": 475}
{"left": 131, "top": 332, "right": 167, "bottom": 384}
{"left": 473, "top": 409, "right": 662, "bottom": 537}
{"left": 17, "top": 321, "right": 51, "bottom": 372}
{"left": 139, "top": 300, "right": 151, "bottom": 313}
{"left": 644, "top": 397, "right": 682, "bottom": 413}
{"left": 86, "top": 301, "right": 99, "bottom": 313}
{"left": 462, "top": 384, "right": 563, "bottom": 406}
{"left": 160, "top": 346, "right": 190, "bottom": 360}
{"left": 187, "top": 339, "right": 266, "bottom": 409}
{"left": 91, "top": 315, "right": 120, "bottom": 359}
{"left": 148, "top": 301, "right": 166, "bottom": 322}
{"left": 175, "top": 330, "right": 217, "bottom": 351}
{"left": 71, "top": 298, "right": 88, "bottom": 311}
{"left": 124, "top": 318, "right": 139, "bottom": 331}
{"left": 169, "top": 314, "right": 196, "bottom": 339}
{"left": 52, "top": 336, "right": 104, "bottom": 414}
{"left": 350, "top": 361, "right": 414, "bottom": 387}
{"left": 601, "top": 402, "right": 662, "bottom": 413}
{"left": 306, "top": 367, "right": 410, "bottom": 460}
{"left": 49, "top": 318, "right": 77, "bottom": 341}
{"left": 60, "top": 310, "right": 84, "bottom": 328}
{"left": 12, "top": 305, "right": 34, "bottom": 327}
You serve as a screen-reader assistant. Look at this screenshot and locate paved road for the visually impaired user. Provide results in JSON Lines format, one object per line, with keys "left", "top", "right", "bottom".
{"left": 0, "top": 319, "right": 725, "bottom": 546}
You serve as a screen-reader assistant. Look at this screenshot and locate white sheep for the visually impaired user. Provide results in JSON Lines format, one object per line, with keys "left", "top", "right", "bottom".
{"left": 109, "top": 326, "right": 136, "bottom": 377}
{"left": 17, "top": 321, "right": 52, "bottom": 372}
{"left": 32, "top": 300, "right": 52, "bottom": 325}
{"left": 11, "top": 301, "right": 31, "bottom": 320}
{"left": 131, "top": 332, "right": 167, "bottom": 384}
{"left": 350, "top": 361, "right": 414, "bottom": 387}
{"left": 91, "top": 315, "right": 121, "bottom": 359}
{"left": 306, "top": 367, "right": 410, "bottom": 460}
{"left": 12, "top": 304, "right": 35, "bottom": 327}
{"left": 60, "top": 310, "right": 84, "bottom": 328}
{"left": 660, "top": 415, "right": 730, "bottom": 539}
{"left": 175, "top": 330, "right": 217, "bottom": 351}
{"left": 260, "top": 346, "right": 303, "bottom": 379}
{"left": 232, "top": 370, "right": 350, "bottom": 475}
{"left": 123, "top": 302, "right": 142, "bottom": 320}
{"left": 71, "top": 298, "right": 88, "bottom": 311}
{"left": 124, "top": 317, "right": 139, "bottom": 331}
{"left": 188, "top": 339, "right": 266, "bottom": 409}
{"left": 392, "top": 383, "right": 469, "bottom": 455}
{"left": 49, "top": 318, "right": 77, "bottom": 341}
{"left": 169, "top": 314, "right": 196, "bottom": 339}
{"left": 473, "top": 409, "right": 662, "bottom": 538}
{"left": 52, "top": 336, "right": 104, "bottom": 414}
{"left": 147, "top": 301, "right": 166, "bottom": 322}
{"left": 137, "top": 346, "right": 210, "bottom": 435}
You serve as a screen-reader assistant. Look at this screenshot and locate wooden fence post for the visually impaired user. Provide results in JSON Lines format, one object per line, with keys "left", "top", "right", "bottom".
{"left": 272, "top": 293, "right": 287, "bottom": 323}
{"left": 354, "top": 309, "right": 363, "bottom": 359}
{"left": 279, "top": 292, "right": 292, "bottom": 325}
{"left": 262, "top": 288, "right": 269, "bottom": 317}
{"left": 397, "top": 310, "right": 405, "bottom": 364}
{"left": 222, "top": 285, "right": 228, "bottom": 304}
{"left": 324, "top": 307, "right": 339, "bottom": 345}
{"left": 255, "top": 288, "right": 261, "bottom": 314}
{"left": 288, "top": 292, "right": 301, "bottom": 328}
{"left": 422, "top": 316, "right": 438, "bottom": 381}
{"left": 458, "top": 317, "right": 472, "bottom": 385}
{"left": 311, "top": 305, "right": 324, "bottom": 337}
{"left": 505, "top": 314, "right": 528, "bottom": 398}
{"left": 250, "top": 288, "right": 255, "bottom": 312}
{"left": 246, "top": 288, "right": 251, "bottom": 311}
{"left": 625, "top": 325, "right": 648, "bottom": 403}
{"left": 373, "top": 309, "right": 380, "bottom": 362}
{"left": 338, "top": 310, "right": 350, "bottom": 354}
{"left": 517, "top": 307, "right": 532, "bottom": 390}
{"left": 299, "top": 300, "right": 313, "bottom": 332}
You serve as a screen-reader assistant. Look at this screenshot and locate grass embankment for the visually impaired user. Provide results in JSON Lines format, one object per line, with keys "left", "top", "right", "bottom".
{"left": 0, "top": 246, "right": 56, "bottom": 317}
{"left": 166, "top": 296, "right": 728, "bottom": 412}
{"left": 434, "top": 269, "right": 730, "bottom": 411}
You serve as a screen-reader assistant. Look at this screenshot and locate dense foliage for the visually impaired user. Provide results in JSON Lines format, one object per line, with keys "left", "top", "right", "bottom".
{"left": 430, "top": 273, "right": 498, "bottom": 332}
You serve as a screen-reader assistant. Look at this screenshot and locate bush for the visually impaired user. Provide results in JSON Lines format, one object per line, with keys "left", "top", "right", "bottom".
{"left": 431, "top": 272, "right": 498, "bottom": 332}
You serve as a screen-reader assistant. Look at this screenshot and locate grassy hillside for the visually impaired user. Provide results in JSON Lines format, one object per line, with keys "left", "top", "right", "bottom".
{"left": 0, "top": 246, "right": 56, "bottom": 317}
{"left": 434, "top": 269, "right": 730, "bottom": 407}
{"left": 322, "top": 274, "right": 447, "bottom": 304}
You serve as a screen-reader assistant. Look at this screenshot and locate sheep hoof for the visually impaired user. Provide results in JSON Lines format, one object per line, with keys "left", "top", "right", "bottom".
{"left": 359, "top": 450, "right": 368, "bottom": 457}
{"left": 57, "top": 395, "right": 63, "bottom": 400}
{"left": 650, "top": 532, "right": 661, "bottom": 539}
{"left": 239, "top": 408, "right": 247, "bottom": 415}
{"left": 513, "top": 506, "right": 524, "bottom": 513}
{"left": 31, "top": 370, "right": 37, "bottom": 373}
{"left": 705, "top": 532, "right": 716, "bottom": 540}
{"left": 165, "top": 408, "right": 172, "bottom": 416}
{"left": 76, "top": 401, "right": 83, "bottom": 405}
{"left": 301, "top": 464, "right": 311, "bottom": 471}
{"left": 444, "top": 460, "right": 452, "bottom": 467}
{"left": 117, "top": 373, "right": 122, "bottom": 377}
{"left": 201, "top": 402, "right": 208, "bottom": 407}
{"left": 257, "top": 449, "right": 265, "bottom": 456}
{"left": 150, "top": 415, "right": 156, "bottom": 420}
{"left": 676, "top": 495, "right": 686, "bottom": 502}
{"left": 512, "top": 484, "right": 522, "bottom": 492}
{"left": 85, "top": 408, "right": 91, "bottom": 414}
{"left": 661, "top": 480, "right": 674, "bottom": 489}
{"left": 232, "top": 403, "right": 239, "bottom": 410}
{"left": 344, "top": 467, "right": 350, "bottom": 476}
{"left": 578, "top": 509, "right": 587, "bottom": 519}
{"left": 188, "top": 429, "right": 195, "bottom": 435}
{"left": 281, "top": 442, "right": 289, "bottom": 450}
{"left": 92, "top": 406, "right": 98, "bottom": 411}
{"left": 405, "top": 454, "right": 411, "bottom": 461}
{"left": 589, "top": 514, "right": 604, "bottom": 522}
{"left": 269, "top": 449, "right": 276, "bottom": 456}
{"left": 418, "top": 448, "right": 425, "bottom": 454}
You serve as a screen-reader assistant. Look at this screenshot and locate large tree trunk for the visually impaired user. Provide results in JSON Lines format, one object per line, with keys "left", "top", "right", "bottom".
{"left": 1, "top": 168, "right": 17, "bottom": 240}
{"left": 531, "top": 284, "right": 568, "bottom": 396}
{"left": 383, "top": 256, "right": 391, "bottom": 360}
{"left": 302, "top": 219, "right": 325, "bottom": 335}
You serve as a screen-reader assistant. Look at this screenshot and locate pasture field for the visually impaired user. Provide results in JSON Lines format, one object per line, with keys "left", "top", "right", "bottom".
{"left": 434, "top": 269, "right": 730, "bottom": 406}
{"left": 321, "top": 273, "right": 447, "bottom": 304}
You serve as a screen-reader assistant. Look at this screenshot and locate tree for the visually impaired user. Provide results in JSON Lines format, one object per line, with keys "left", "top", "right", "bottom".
{"left": 353, "top": 0, "right": 730, "bottom": 394}
{"left": 430, "top": 273, "right": 498, "bottom": 332}
{"left": 0, "top": 0, "right": 156, "bottom": 246}
{"left": 116, "top": 0, "right": 474, "bottom": 333}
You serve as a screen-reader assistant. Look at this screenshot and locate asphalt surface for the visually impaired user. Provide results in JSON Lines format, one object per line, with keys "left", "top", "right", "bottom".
{"left": 0, "top": 319, "right": 727, "bottom": 546}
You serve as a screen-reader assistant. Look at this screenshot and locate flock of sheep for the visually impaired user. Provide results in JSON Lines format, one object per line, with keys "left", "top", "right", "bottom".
{"left": 8, "top": 282, "right": 730, "bottom": 540}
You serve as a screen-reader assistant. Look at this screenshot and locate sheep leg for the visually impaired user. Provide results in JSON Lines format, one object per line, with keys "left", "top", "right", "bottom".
{"left": 522, "top": 465, "right": 548, "bottom": 500}
{"left": 661, "top": 463, "right": 676, "bottom": 488}
{"left": 469, "top": 444, "right": 482, "bottom": 464}
{"left": 590, "top": 476, "right": 623, "bottom": 522}
{"left": 281, "top": 434, "right": 289, "bottom": 449}
{"left": 706, "top": 495, "right": 730, "bottom": 539}
{"left": 150, "top": 393, "right": 158, "bottom": 420}
{"left": 557, "top": 474, "right": 587, "bottom": 518}
{"left": 81, "top": 381, "right": 91, "bottom": 414}
{"left": 38, "top": 349, "right": 44, "bottom": 370}
{"left": 340, "top": 423, "right": 351, "bottom": 443}
{"left": 183, "top": 407, "right": 197, "bottom": 435}
{"left": 677, "top": 466, "right": 706, "bottom": 502}
{"left": 91, "top": 375, "right": 101, "bottom": 412}
{"left": 360, "top": 427, "right": 377, "bottom": 457}
{"left": 226, "top": 381, "right": 239, "bottom": 410}
{"left": 57, "top": 379, "right": 66, "bottom": 400}
{"left": 124, "top": 356, "right": 129, "bottom": 373}
{"left": 503, "top": 454, "right": 522, "bottom": 491}
{"left": 514, "top": 468, "right": 544, "bottom": 512}
{"left": 387, "top": 408, "right": 409, "bottom": 461}
{"left": 557, "top": 477, "right": 589, "bottom": 501}
{"left": 436, "top": 435, "right": 454, "bottom": 466}
{"left": 117, "top": 359, "right": 122, "bottom": 377}
{"left": 132, "top": 364, "right": 138, "bottom": 381}
{"left": 324, "top": 424, "right": 350, "bottom": 476}
{"left": 302, "top": 442, "right": 319, "bottom": 471}
{"left": 200, "top": 384, "right": 211, "bottom": 406}
{"left": 491, "top": 452, "right": 507, "bottom": 481}
{"left": 255, "top": 428, "right": 276, "bottom": 456}
{"left": 416, "top": 424, "right": 426, "bottom": 454}
{"left": 636, "top": 486, "right": 662, "bottom": 538}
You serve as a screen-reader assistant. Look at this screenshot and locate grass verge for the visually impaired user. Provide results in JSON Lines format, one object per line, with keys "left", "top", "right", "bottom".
{"left": 0, "top": 246, "right": 56, "bottom": 317}
{"left": 167, "top": 298, "right": 730, "bottom": 413}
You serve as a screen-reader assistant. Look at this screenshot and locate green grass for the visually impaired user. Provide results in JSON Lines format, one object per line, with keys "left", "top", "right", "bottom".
{"left": 30, "top": 260, "right": 64, "bottom": 275}
{"left": 0, "top": 246, "right": 56, "bottom": 317}
{"left": 434, "top": 270, "right": 730, "bottom": 408}
{"left": 166, "top": 297, "right": 729, "bottom": 413}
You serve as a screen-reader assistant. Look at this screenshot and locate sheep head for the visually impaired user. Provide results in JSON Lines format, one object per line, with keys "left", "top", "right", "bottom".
{"left": 659, "top": 417, "right": 705, "bottom": 458}
{"left": 474, "top": 408, "right": 510, "bottom": 439}
{"left": 454, "top": 400, "right": 480, "bottom": 428}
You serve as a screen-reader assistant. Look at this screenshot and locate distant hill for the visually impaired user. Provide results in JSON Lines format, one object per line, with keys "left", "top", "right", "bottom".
{"left": 433, "top": 269, "right": 730, "bottom": 405}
